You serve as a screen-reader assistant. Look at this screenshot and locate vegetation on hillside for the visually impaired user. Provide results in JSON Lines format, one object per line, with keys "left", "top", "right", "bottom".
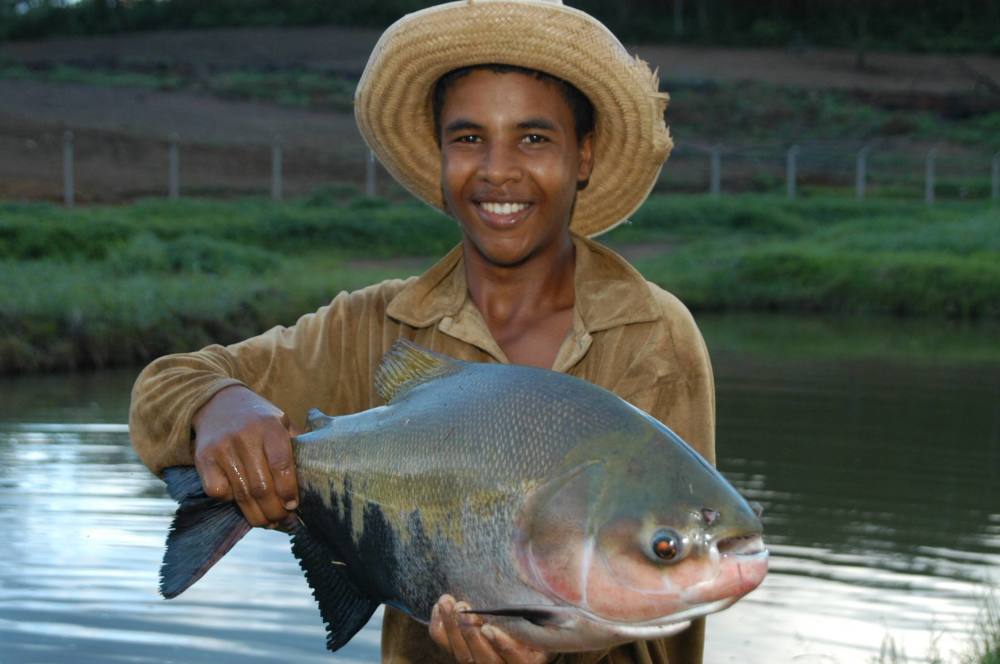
{"left": 3, "top": 0, "right": 1000, "bottom": 54}
{"left": 1, "top": 193, "right": 997, "bottom": 374}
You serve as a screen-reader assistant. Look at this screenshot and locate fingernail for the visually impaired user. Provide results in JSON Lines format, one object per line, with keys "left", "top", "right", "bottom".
{"left": 284, "top": 500, "right": 298, "bottom": 510}
{"left": 481, "top": 625, "right": 497, "bottom": 642}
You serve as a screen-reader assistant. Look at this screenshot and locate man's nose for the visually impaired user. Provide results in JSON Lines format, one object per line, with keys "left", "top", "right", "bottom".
{"left": 477, "top": 142, "right": 522, "bottom": 185}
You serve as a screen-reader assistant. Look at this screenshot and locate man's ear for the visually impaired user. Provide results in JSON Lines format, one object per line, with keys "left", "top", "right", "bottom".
{"left": 576, "top": 131, "right": 594, "bottom": 191}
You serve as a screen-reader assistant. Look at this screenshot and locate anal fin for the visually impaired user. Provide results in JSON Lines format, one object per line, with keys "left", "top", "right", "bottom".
{"left": 291, "top": 527, "right": 379, "bottom": 652}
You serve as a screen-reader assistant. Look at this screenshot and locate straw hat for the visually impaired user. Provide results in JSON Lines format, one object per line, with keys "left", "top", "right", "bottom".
{"left": 354, "top": 0, "right": 673, "bottom": 238}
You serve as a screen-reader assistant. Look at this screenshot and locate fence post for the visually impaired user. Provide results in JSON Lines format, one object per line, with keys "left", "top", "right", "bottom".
{"left": 271, "top": 139, "right": 283, "bottom": 202}
{"left": 366, "top": 150, "right": 377, "bottom": 197}
{"left": 856, "top": 145, "right": 870, "bottom": 200}
{"left": 925, "top": 147, "right": 937, "bottom": 205}
{"left": 709, "top": 146, "right": 721, "bottom": 197}
{"left": 786, "top": 145, "right": 800, "bottom": 199}
{"left": 168, "top": 133, "right": 180, "bottom": 200}
{"left": 674, "top": 0, "right": 683, "bottom": 36}
{"left": 992, "top": 152, "right": 999, "bottom": 202}
{"left": 63, "top": 130, "right": 74, "bottom": 208}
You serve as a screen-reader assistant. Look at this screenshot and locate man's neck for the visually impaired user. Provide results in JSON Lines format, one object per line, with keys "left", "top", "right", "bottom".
{"left": 462, "top": 233, "right": 576, "bottom": 368}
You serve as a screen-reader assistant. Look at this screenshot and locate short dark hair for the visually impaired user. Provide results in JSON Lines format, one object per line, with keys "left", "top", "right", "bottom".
{"left": 431, "top": 64, "right": 595, "bottom": 145}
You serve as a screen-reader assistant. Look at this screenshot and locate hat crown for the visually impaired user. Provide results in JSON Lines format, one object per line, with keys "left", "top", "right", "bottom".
{"left": 356, "top": 0, "right": 672, "bottom": 238}
{"left": 467, "top": 0, "right": 563, "bottom": 4}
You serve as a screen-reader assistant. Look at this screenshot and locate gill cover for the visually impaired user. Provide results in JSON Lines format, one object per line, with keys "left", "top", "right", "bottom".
{"left": 516, "top": 461, "right": 605, "bottom": 608}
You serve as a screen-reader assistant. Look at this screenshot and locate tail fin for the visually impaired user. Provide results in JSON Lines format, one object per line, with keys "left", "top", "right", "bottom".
{"left": 159, "top": 466, "right": 252, "bottom": 599}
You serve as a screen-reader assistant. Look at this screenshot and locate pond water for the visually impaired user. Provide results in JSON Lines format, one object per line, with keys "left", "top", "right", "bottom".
{"left": 0, "top": 314, "right": 997, "bottom": 663}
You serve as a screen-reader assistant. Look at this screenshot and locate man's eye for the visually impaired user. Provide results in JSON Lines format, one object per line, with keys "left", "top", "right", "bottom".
{"left": 523, "top": 134, "right": 547, "bottom": 144}
{"left": 455, "top": 135, "right": 481, "bottom": 144}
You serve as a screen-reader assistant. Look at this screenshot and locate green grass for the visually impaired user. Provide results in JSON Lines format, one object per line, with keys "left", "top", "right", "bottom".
{"left": 871, "top": 591, "right": 1000, "bottom": 663}
{"left": 0, "top": 192, "right": 997, "bottom": 374}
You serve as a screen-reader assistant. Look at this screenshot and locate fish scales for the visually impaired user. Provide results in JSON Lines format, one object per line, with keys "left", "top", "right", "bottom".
{"left": 292, "top": 353, "right": 636, "bottom": 619}
{"left": 157, "top": 339, "right": 768, "bottom": 653}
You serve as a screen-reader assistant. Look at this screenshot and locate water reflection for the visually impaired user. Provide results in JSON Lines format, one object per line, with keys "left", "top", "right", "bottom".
{"left": 0, "top": 420, "right": 372, "bottom": 663}
{"left": 701, "top": 314, "right": 1000, "bottom": 663}
{"left": 0, "top": 315, "right": 997, "bottom": 663}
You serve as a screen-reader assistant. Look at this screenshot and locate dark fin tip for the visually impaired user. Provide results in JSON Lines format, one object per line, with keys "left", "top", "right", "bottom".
{"left": 158, "top": 466, "right": 252, "bottom": 599}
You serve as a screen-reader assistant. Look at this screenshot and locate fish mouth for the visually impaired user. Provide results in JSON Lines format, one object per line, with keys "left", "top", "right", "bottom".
{"left": 717, "top": 532, "right": 767, "bottom": 557}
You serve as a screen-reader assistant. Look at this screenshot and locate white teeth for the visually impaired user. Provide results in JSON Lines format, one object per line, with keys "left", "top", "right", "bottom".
{"left": 481, "top": 202, "right": 528, "bottom": 215}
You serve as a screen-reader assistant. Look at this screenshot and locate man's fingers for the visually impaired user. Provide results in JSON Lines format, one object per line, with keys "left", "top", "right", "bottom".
{"left": 195, "top": 457, "right": 232, "bottom": 502}
{"left": 438, "top": 596, "right": 476, "bottom": 663}
{"left": 263, "top": 433, "right": 299, "bottom": 511}
{"left": 238, "top": 443, "right": 291, "bottom": 525}
{"left": 222, "top": 452, "right": 269, "bottom": 527}
{"left": 481, "top": 626, "right": 551, "bottom": 664}
{"left": 429, "top": 601, "right": 449, "bottom": 651}
{"left": 456, "top": 602, "right": 503, "bottom": 664}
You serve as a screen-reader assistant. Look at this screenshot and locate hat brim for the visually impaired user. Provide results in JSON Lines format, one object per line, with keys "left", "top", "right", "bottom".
{"left": 355, "top": 0, "right": 672, "bottom": 238}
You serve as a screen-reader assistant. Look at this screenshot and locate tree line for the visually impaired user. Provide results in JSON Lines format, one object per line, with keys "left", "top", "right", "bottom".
{"left": 2, "top": 0, "right": 998, "bottom": 54}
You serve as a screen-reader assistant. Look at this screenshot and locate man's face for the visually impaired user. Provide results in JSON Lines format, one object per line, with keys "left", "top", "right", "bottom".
{"left": 439, "top": 70, "right": 594, "bottom": 268}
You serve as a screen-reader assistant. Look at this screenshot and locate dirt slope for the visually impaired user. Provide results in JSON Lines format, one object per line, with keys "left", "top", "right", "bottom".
{"left": 1, "top": 27, "right": 997, "bottom": 202}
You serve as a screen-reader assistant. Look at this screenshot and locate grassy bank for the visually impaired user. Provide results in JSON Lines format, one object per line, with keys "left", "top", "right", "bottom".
{"left": 0, "top": 193, "right": 997, "bottom": 374}
{"left": 873, "top": 591, "right": 999, "bottom": 663}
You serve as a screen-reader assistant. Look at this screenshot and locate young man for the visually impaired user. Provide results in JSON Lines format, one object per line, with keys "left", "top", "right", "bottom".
{"left": 129, "top": 1, "right": 715, "bottom": 662}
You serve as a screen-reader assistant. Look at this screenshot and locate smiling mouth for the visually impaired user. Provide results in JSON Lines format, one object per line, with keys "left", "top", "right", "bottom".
{"left": 479, "top": 201, "right": 530, "bottom": 215}
{"left": 475, "top": 200, "right": 533, "bottom": 227}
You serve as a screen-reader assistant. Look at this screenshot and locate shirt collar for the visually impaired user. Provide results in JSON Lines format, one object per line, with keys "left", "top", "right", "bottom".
{"left": 386, "top": 234, "right": 661, "bottom": 363}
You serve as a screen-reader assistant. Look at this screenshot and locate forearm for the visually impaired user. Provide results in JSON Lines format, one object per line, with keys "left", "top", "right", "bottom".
{"left": 129, "top": 344, "right": 247, "bottom": 474}
{"left": 127, "top": 284, "right": 401, "bottom": 476}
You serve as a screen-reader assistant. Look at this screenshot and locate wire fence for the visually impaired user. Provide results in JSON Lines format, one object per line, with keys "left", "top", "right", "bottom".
{"left": 8, "top": 127, "right": 1000, "bottom": 207}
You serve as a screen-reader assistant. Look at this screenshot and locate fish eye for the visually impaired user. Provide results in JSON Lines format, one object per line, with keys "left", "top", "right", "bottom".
{"left": 649, "top": 529, "right": 684, "bottom": 563}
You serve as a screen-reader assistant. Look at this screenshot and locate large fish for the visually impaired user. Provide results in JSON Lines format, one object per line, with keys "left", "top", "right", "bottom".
{"left": 159, "top": 339, "right": 767, "bottom": 653}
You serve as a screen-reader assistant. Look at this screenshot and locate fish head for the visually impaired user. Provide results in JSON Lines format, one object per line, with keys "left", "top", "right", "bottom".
{"left": 513, "top": 420, "right": 767, "bottom": 647}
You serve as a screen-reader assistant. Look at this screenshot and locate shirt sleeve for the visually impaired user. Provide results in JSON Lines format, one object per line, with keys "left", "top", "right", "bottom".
{"left": 128, "top": 279, "right": 410, "bottom": 475}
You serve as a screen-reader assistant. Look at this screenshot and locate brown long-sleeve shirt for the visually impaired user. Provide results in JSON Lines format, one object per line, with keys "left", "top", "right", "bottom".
{"left": 129, "top": 234, "right": 716, "bottom": 664}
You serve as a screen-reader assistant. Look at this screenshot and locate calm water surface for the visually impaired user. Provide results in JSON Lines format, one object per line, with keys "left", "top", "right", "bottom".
{"left": 0, "top": 315, "right": 997, "bottom": 663}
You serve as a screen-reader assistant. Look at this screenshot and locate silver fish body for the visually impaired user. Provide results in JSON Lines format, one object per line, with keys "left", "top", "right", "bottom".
{"left": 288, "top": 340, "right": 768, "bottom": 651}
{"left": 158, "top": 340, "right": 766, "bottom": 653}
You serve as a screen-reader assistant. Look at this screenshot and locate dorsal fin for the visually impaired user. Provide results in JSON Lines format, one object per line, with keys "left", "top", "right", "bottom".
{"left": 375, "top": 339, "right": 457, "bottom": 402}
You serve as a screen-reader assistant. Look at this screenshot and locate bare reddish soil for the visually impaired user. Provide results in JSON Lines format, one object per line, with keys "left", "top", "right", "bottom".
{"left": 1, "top": 27, "right": 997, "bottom": 203}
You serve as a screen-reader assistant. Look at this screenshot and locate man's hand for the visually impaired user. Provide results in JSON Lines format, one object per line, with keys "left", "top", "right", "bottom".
{"left": 429, "top": 595, "right": 553, "bottom": 664}
{"left": 192, "top": 385, "right": 300, "bottom": 528}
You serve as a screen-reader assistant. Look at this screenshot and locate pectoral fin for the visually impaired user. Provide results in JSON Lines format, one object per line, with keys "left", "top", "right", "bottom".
{"left": 461, "top": 606, "right": 568, "bottom": 628}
